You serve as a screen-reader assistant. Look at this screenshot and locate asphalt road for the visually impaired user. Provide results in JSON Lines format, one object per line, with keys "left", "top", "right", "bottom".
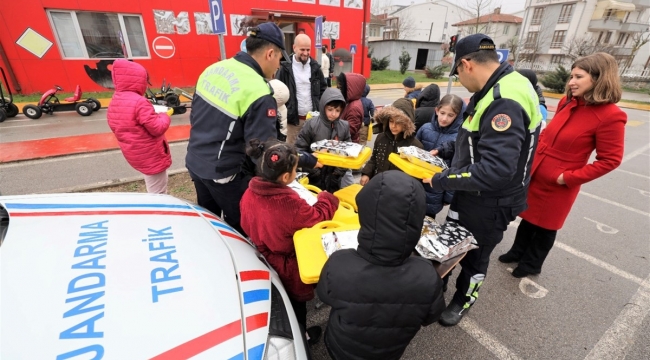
{"left": 1, "top": 88, "right": 649, "bottom": 359}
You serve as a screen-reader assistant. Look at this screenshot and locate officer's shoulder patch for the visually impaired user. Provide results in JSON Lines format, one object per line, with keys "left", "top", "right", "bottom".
{"left": 491, "top": 114, "right": 512, "bottom": 132}
{"left": 267, "top": 109, "right": 277, "bottom": 118}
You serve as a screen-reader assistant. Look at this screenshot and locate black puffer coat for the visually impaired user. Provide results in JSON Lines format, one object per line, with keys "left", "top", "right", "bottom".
{"left": 317, "top": 171, "right": 446, "bottom": 360}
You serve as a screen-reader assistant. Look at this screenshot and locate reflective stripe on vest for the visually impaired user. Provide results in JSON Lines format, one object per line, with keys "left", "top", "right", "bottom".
{"left": 195, "top": 58, "right": 271, "bottom": 119}
{"left": 462, "top": 71, "right": 543, "bottom": 132}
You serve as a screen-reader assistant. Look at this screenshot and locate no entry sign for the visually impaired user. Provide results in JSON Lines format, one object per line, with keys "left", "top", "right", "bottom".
{"left": 152, "top": 36, "right": 175, "bottom": 59}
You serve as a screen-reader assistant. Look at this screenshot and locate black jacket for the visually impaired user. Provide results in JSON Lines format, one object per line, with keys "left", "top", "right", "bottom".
{"left": 414, "top": 84, "right": 441, "bottom": 132}
{"left": 186, "top": 52, "right": 277, "bottom": 180}
{"left": 275, "top": 56, "right": 327, "bottom": 126}
{"left": 317, "top": 171, "right": 445, "bottom": 360}
{"left": 431, "top": 62, "right": 540, "bottom": 199}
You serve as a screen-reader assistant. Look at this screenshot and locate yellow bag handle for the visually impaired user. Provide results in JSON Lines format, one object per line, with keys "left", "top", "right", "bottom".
{"left": 340, "top": 201, "right": 354, "bottom": 211}
{"left": 304, "top": 184, "right": 322, "bottom": 194}
{"left": 314, "top": 221, "right": 345, "bottom": 229}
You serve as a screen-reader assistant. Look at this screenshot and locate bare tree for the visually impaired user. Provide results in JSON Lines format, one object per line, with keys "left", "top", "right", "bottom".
{"left": 562, "top": 35, "right": 621, "bottom": 62}
{"left": 518, "top": 12, "right": 555, "bottom": 63}
{"left": 622, "top": 32, "right": 650, "bottom": 72}
{"left": 394, "top": 10, "right": 416, "bottom": 39}
{"left": 371, "top": 0, "right": 392, "bottom": 15}
{"left": 462, "top": 0, "right": 495, "bottom": 35}
{"left": 503, "top": 36, "right": 519, "bottom": 62}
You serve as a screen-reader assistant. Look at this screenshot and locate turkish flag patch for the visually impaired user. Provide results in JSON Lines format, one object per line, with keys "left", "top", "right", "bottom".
{"left": 267, "top": 109, "right": 277, "bottom": 117}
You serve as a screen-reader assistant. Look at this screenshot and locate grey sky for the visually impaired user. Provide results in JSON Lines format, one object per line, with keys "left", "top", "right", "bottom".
{"left": 378, "top": 0, "right": 528, "bottom": 15}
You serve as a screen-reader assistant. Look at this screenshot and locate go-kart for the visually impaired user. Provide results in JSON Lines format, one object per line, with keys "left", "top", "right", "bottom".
{"left": 0, "top": 67, "right": 19, "bottom": 122}
{"left": 146, "top": 79, "right": 186, "bottom": 115}
{"left": 22, "top": 85, "right": 101, "bottom": 120}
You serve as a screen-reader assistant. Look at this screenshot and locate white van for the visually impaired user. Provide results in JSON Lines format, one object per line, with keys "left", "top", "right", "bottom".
{"left": 0, "top": 193, "right": 309, "bottom": 359}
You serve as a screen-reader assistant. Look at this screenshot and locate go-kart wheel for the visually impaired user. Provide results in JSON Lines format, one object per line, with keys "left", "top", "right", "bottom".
{"left": 23, "top": 104, "right": 42, "bottom": 119}
{"left": 87, "top": 98, "right": 101, "bottom": 111}
{"left": 164, "top": 94, "right": 180, "bottom": 107}
{"left": 173, "top": 106, "right": 187, "bottom": 115}
{"left": 76, "top": 102, "right": 93, "bottom": 116}
{"left": 6, "top": 103, "right": 19, "bottom": 117}
{"left": 0, "top": 109, "right": 6, "bottom": 123}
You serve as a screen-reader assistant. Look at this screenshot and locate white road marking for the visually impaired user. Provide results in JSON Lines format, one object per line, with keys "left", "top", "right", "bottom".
{"left": 579, "top": 191, "right": 649, "bottom": 217}
{"left": 615, "top": 168, "right": 650, "bottom": 180}
{"left": 584, "top": 275, "right": 650, "bottom": 360}
{"left": 0, "top": 141, "right": 188, "bottom": 169}
{"left": 628, "top": 186, "right": 650, "bottom": 197}
{"left": 505, "top": 267, "right": 549, "bottom": 298}
{"left": 621, "top": 143, "right": 650, "bottom": 164}
{"left": 554, "top": 242, "right": 649, "bottom": 289}
{"left": 459, "top": 317, "right": 523, "bottom": 360}
{"left": 583, "top": 217, "right": 619, "bottom": 234}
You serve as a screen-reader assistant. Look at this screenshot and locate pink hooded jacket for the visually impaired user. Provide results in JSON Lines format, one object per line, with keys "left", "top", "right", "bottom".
{"left": 107, "top": 59, "right": 171, "bottom": 175}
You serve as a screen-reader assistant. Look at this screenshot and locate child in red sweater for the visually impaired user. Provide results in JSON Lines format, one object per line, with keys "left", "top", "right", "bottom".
{"left": 240, "top": 138, "right": 339, "bottom": 345}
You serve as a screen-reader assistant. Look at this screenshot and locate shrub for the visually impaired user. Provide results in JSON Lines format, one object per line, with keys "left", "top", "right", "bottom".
{"left": 424, "top": 65, "right": 447, "bottom": 79}
{"left": 371, "top": 56, "right": 390, "bottom": 71}
{"left": 540, "top": 65, "right": 570, "bottom": 93}
{"left": 399, "top": 50, "right": 411, "bottom": 74}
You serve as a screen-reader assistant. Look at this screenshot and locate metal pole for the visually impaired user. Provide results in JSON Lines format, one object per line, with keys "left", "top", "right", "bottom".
{"left": 514, "top": 0, "right": 531, "bottom": 69}
{"left": 218, "top": 34, "right": 227, "bottom": 61}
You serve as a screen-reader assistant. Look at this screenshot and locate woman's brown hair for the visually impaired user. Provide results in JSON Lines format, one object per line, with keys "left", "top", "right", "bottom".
{"left": 565, "top": 52, "right": 622, "bottom": 104}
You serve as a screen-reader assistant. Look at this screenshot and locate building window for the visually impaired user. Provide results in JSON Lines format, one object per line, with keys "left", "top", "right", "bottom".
{"left": 531, "top": 8, "right": 545, "bottom": 25}
{"left": 558, "top": 4, "right": 575, "bottom": 23}
{"left": 503, "top": 25, "right": 510, "bottom": 35}
{"left": 604, "top": 9, "right": 616, "bottom": 20}
{"left": 616, "top": 32, "right": 627, "bottom": 45}
{"left": 604, "top": 31, "right": 613, "bottom": 44}
{"left": 551, "top": 55, "right": 564, "bottom": 64}
{"left": 624, "top": 33, "right": 631, "bottom": 46}
{"left": 550, "top": 30, "right": 566, "bottom": 48}
{"left": 48, "top": 10, "right": 148, "bottom": 59}
{"left": 525, "top": 32, "right": 538, "bottom": 49}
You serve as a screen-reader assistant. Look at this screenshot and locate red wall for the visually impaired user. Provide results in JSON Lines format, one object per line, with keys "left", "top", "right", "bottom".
{"left": 0, "top": 0, "right": 370, "bottom": 94}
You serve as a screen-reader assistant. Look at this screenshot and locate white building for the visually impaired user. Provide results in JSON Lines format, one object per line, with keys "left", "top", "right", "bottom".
{"left": 518, "top": 0, "right": 650, "bottom": 73}
{"left": 380, "top": 0, "right": 472, "bottom": 42}
{"left": 452, "top": 7, "right": 523, "bottom": 50}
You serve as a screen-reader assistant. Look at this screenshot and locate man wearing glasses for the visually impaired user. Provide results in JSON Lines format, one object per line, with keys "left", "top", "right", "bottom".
{"left": 423, "top": 34, "right": 542, "bottom": 326}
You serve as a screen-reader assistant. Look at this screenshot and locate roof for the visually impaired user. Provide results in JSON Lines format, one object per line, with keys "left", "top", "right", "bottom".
{"left": 453, "top": 13, "right": 522, "bottom": 26}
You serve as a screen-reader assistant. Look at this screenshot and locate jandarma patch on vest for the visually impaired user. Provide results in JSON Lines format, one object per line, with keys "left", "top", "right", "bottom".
{"left": 491, "top": 114, "right": 511, "bottom": 131}
{"left": 267, "top": 109, "right": 277, "bottom": 117}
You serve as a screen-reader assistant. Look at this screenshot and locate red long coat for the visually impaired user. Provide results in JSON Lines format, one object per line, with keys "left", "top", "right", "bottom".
{"left": 520, "top": 97, "right": 626, "bottom": 230}
{"left": 240, "top": 177, "right": 339, "bottom": 301}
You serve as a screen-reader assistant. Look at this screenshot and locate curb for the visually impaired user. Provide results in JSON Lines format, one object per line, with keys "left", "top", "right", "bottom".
{"left": 42, "top": 168, "right": 190, "bottom": 194}
{"left": 12, "top": 95, "right": 192, "bottom": 113}
{"left": 542, "top": 92, "right": 650, "bottom": 111}
{"left": 369, "top": 82, "right": 461, "bottom": 90}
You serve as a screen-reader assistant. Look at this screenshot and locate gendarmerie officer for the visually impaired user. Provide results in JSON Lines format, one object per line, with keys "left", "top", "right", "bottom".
{"left": 424, "top": 34, "right": 542, "bottom": 326}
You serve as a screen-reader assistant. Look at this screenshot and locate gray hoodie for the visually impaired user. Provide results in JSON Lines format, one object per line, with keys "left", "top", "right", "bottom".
{"left": 295, "top": 88, "right": 351, "bottom": 152}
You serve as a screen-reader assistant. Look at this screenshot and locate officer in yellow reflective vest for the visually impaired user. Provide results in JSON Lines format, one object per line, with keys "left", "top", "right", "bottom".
{"left": 186, "top": 22, "right": 286, "bottom": 235}
{"left": 423, "top": 34, "right": 542, "bottom": 326}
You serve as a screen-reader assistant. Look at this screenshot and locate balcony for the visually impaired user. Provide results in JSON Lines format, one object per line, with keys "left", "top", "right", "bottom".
{"left": 588, "top": 18, "right": 621, "bottom": 31}
{"left": 629, "top": 0, "right": 650, "bottom": 8}
{"left": 613, "top": 47, "right": 633, "bottom": 56}
{"left": 621, "top": 22, "right": 649, "bottom": 32}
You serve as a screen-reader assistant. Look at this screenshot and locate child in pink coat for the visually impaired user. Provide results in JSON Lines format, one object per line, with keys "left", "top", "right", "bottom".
{"left": 107, "top": 59, "right": 171, "bottom": 193}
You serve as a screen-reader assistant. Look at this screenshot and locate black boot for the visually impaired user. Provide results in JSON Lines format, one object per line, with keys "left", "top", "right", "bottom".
{"left": 512, "top": 266, "right": 540, "bottom": 278}
{"left": 498, "top": 252, "right": 521, "bottom": 263}
{"left": 439, "top": 302, "right": 467, "bottom": 327}
{"left": 306, "top": 326, "right": 322, "bottom": 346}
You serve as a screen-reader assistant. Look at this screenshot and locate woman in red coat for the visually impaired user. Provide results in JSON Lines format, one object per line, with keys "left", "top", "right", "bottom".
{"left": 499, "top": 53, "right": 627, "bottom": 278}
{"left": 240, "top": 139, "right": 339, "bottom": 344}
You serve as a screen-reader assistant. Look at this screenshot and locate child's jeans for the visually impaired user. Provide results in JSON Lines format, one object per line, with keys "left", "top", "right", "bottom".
{"left": 144, "top": 170, "right": 168, "bottom": 194}
{"left": 340, "top": 170, "right": 355, "bottom": 188}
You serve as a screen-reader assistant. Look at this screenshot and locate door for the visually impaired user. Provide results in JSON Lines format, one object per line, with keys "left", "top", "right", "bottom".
{"left": 416, "top": 49, "right": 428, "bottom": 70}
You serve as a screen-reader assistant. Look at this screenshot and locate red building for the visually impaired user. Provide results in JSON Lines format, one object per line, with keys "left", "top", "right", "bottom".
{"left": 0, "top": 0, "right": 370, "bottom": 94}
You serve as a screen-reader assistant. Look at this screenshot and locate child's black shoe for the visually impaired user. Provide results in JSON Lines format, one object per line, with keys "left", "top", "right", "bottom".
{"left": 306, "top": 326, "right": 322, "bottom": 346}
